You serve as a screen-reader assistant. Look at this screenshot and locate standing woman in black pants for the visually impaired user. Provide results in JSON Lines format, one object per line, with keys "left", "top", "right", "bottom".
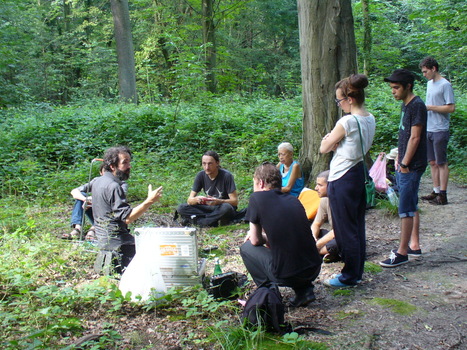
{"left": 320, "top": 74, "right": 376, "bottom": 287}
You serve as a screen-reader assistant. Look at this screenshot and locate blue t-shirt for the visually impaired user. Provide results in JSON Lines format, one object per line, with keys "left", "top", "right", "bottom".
{"left": 280, "top": 161, "right": 304, "bottom": 197}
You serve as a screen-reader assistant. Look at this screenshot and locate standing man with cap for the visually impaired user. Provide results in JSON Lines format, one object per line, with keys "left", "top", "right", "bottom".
{"left": 380, "top": 69, "right": 427, "bottom": 268}
{"left": 419, "top": 57, "right": 456, "bottom": 205}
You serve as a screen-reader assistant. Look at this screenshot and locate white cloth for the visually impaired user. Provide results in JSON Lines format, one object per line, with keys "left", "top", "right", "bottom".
{"left": 329, "top": 114, "right": 376, "bottom": 182}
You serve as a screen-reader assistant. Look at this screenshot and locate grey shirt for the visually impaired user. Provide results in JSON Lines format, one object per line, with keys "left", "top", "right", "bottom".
{"left": 92, "top": 172, "right": 134, "bottom": 249}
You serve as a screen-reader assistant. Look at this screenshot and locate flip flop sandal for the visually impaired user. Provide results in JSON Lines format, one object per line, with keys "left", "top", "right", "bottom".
{"left": 85, "top": 229, "right": 96, "bottom": 241}
{"left": 62, "top": 228, "right": 80, "bottom": 240}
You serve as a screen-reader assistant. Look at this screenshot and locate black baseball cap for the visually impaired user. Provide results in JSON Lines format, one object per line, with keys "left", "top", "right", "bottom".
{"left": 384, "top": 69, "right": 415, "bottom": 84}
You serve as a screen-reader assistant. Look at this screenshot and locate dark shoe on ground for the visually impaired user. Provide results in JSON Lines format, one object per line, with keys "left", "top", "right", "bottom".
{"left": 323, "top": 253, "right": 341, "bottom": 263}
{"left": 290, "top": 287, "right": 316, "bottom": 307}
{"left": 421, "top": 191, "right": 438, "bottom": 201}
{"left": 392, "top": 247, "right": 422, "bottom": 257}
{"left": 429, "top": 192, "right": 448, "bottom": 205}
{"left": 407, "top": 247, "right": 422, "bottom": 257}
{"left": 380, "top": 251, "right": 409, "bottom": 268}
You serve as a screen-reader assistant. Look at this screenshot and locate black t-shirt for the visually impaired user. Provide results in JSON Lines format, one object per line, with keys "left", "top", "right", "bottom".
{"left": 192, "top": 168, "right": 236, "bottom": 200}
{"left": 398, "top": 96, "right": 428, "bottom": 172}
{"left": 245, "top": 189, "right": 321, "bottom": 280}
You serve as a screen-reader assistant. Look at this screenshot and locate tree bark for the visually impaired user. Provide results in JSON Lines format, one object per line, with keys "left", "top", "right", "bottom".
{"left": 110, "top": 0, "right": 138, "bottom": 103}
{"left": 202, "top": 0, "right": 217, "bottom": 93}
{"left": 362, "top": 0, "right": 371, "bottom": 75}
{"left": 297, "top": 0, "right": 357, "bottom": 186}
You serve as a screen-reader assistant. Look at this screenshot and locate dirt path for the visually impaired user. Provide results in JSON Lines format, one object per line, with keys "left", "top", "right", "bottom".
{"left": 83, "top": 176, "right": 466, "bottom": 349}
{"left": 290, "top": 176, "right": 467, "bottom": 349}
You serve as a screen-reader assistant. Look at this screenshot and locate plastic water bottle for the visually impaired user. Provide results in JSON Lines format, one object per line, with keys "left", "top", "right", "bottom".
{"left": 387, "top": 187, "right": 399, "bottom": 206}
{"left": 214, "top": 258, "right": 223, "bottom": 276}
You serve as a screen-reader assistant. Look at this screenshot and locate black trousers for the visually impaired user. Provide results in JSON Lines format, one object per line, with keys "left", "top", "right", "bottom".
{"left": 240, "top": 240, "right": 319, "bottom": 292}
{"left": 328, "top": 162, "right": 366, "bottom": 285}
{"left": 177, "top": 203, "right": 235, "bottom": 226}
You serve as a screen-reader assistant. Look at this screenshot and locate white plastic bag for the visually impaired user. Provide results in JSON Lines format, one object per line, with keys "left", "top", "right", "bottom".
{"left": 369, "top": 153, "right": 388, "bottom": 193}
{"left": 119, "top": 238, "right": 167, "bottom": 301}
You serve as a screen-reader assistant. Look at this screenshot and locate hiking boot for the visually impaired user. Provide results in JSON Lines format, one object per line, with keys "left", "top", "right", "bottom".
{"left": 290, "top": 287, "right": 316, "bottom": 307}
{"left": 379, "top": 251, "right": 409, "bottom": 268}
{"left": 429, "top": 192, "right": 448, "bottom": 205}
{"left": 421, "top": 191, "right": 438, "bottom": 201}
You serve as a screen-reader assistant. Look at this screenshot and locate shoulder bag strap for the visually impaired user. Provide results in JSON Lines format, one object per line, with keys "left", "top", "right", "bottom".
{"left": 353, "top": 115, "right": 369, "bottom": 182}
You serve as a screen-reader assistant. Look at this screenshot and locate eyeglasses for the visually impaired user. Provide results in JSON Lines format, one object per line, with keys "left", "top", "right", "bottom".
{"left": 335, "top": 97, "right": 347, "bottom": 106}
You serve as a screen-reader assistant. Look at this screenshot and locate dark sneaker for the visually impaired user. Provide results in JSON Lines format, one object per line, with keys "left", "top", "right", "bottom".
{"left": 407, "top": 247, "right": 422, "bottom": 257}
{"left": 323, "top": 253, "right": 341, "bottom": 263}
{"left": 429, "top": 192, "right": 448, "bottom": 205}
{"left": 290, "top": 286, "right": 316, "bottom": 307}
{"left": 380, "top": 251, "right": 409, "bottom": 268}
{"left": 421, "top": 191, "right": 438, "bottom": 201}
{"left": 391, "top": 247, "right": 422, "bottom": 257}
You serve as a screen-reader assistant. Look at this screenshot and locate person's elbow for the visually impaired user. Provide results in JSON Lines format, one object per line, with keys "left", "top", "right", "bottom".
{"left": 447, "top": 104, "right": 455, "bottom": 113}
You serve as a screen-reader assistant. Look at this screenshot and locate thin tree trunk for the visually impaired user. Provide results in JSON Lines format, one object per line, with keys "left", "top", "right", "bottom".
{"left": 110, "top": 0, "right": 138, "bottom": 103}
{"left": 297, "top": 0, "right": 357, "bottom": 185}
{"left": 202, "top": 0, "right": 217, "bottom": 93}
{"left": 362, "top": 0, "right": 371, "bottom": 75}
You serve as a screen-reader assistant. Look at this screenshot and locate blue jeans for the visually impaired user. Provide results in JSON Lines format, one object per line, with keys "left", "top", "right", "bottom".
{"left": 396, "top": 170, "right": 423, "bottom": 218}
{"left": 70, "top": 192, "right": 94, "bottom": 227}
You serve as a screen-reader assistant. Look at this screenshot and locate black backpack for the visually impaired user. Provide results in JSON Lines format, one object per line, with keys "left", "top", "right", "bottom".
{"left": 242, "top": 285, "right": 287, "bottom": 333}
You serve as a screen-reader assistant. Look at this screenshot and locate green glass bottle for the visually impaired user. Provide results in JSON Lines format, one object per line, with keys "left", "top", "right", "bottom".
{"left": 214, "top": 258, "right": 222, "bottom": 275}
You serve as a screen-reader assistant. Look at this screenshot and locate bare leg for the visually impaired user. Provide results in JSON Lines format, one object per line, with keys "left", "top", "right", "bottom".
{"left": 409, "top": 211, "right": 420, "bottom": 250}
{"left": 397, "top": 216, "right": 413, "bottom": 256}
{"left": 438, "top": 163, "right": 449, "bottom": 191}
{"left": 429, "top": 161, "right": 440, "bottom": 189}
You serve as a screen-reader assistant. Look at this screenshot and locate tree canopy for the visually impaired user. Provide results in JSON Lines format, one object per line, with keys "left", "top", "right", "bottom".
{"left": 1, "top": 0, "right": 464, "bottom": 106}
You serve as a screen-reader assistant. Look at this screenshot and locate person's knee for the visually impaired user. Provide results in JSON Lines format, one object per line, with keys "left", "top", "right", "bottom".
{"left": 177, "top": 203, "right": 191, "bottom": 215}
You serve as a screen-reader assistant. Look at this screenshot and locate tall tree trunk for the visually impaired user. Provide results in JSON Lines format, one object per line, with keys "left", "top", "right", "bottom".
{"left": 362, "top": 0, "right": 371, "bottom": 75}
{"left": 202, "top": 0, "right": 217, "bottom": 93}
{"left": 110, "top": 0, "right": 137, "bottom": 103}
{"left": 297, "top": 0, "right": 357, "bottom": 185}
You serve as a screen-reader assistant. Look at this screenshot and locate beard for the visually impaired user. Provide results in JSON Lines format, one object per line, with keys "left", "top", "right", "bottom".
{"left": 116, "top": 169, "right": 130, "bottom": 181}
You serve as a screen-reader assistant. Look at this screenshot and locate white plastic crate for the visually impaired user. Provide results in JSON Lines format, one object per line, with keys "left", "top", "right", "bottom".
{"left": 133, "top": 227, "right": 202, "bottom": 289}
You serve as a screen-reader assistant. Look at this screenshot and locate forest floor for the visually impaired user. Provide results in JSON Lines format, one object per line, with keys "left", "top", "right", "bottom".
{"left": 71, "top": 176, "right": 466, "bottom": 350}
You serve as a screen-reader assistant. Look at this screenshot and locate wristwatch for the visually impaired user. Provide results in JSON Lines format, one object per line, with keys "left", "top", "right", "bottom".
{"left": 400, "top": 163, "right": 408, "bottom": 169}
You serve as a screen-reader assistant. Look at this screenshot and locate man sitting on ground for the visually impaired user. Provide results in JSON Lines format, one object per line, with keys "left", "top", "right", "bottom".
{"left": 240, "top": 162, "right": 322, "bottom": 307}
{"left": 311, "top": 170, "right": 340, "bottom": 263}
{"left": 92, "top": 146, "right": 162, "bottom": 274}
{"left": 63, "top": 163, "right": 128, "bottom": 241}
{"left": 176, "top": 151, "right": 238, "bottom": 227}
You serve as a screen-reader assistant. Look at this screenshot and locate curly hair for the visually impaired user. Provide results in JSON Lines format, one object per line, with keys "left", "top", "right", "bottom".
{"left": 419, "top": 57, "right": 439, "bottom": 71}
{"left": 103, "top": 146, "right": 132, "bottom": 172}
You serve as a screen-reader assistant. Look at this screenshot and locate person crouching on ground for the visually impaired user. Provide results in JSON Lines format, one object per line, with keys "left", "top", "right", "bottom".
{"left": 311, "top": 170, "right": 340, "bottom": 263}
{"left": 92, "top": 146, "right": 163, "bottom": 274}
{"left": 240, "top": 162, "right": 322, "bottom": 307}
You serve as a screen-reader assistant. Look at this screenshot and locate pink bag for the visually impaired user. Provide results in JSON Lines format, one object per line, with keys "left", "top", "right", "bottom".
{"left": 369, "top": 153, "right": 388, "bottom": 193}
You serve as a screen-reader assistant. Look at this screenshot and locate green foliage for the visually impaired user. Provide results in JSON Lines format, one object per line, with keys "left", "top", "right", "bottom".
{"left": 364, "top": 261, "right": 383, "bottom": 274}
{"left": 371, "top": 298, "right": 417, "bottom": 315}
